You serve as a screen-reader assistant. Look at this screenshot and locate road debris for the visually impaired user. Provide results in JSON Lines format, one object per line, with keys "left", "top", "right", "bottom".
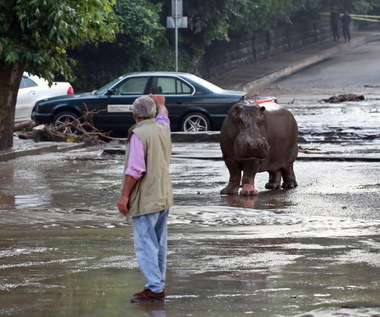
{"left": 321, "top": 94, "right": 365, "bottom": 103}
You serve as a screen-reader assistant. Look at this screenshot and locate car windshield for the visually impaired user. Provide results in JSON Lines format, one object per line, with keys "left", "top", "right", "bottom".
{"left": 94, "top": 76, "right": 125, "bottom": 95}
{"left": 185, "top": 74, "right": 224, "bottom": 93}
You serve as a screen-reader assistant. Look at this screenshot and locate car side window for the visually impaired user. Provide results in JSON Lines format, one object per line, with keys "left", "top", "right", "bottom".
{"left": 117, "top": 77, "right": 149, "bottom": 95}
{"left": 156, "top": 77, "right": 192, "bottom": 95}
{"left": 19, "top": 76, "right": 38, "bottom": 89}
{"left": 19, "top": 78, "right": 25, "bottom": 89}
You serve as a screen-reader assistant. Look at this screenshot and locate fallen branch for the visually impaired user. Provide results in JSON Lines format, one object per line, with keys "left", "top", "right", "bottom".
{"left": 298, "top": 147, "right": 330, "bottom": 155}
{"left": 14, "top": 120, "right": 36, "bottom": 132}
{"left": 17, "top": 103, "right": 127, "bottom": 145}
{"left": 321, "top": 94, "right": 365, "bottom": 103}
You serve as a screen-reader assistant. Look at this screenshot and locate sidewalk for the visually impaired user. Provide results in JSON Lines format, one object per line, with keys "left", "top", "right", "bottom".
{"left": 1, "top": 30, "right": 379, "bottom": 162}
{"left": 0, "top": 138, "right": 87, "bottom": 162}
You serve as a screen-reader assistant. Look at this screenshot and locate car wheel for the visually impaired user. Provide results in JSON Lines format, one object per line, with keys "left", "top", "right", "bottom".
{"left": 54, "top": 112, "right": 81, "bottom": 135}
{"left": 181, "top": 112, "right": 210, "bottom": 132}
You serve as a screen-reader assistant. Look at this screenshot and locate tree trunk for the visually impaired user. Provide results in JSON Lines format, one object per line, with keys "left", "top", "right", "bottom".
{"left": 0, "top": 61, "right": 24, "bottom": 150}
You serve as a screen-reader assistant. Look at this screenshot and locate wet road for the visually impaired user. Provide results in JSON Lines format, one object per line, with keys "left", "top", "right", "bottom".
{"left": 0, "top": 140, "right": 379, "bottom": 316}
{"left": 273, "top": 39, "right": 380, "bottom": 88}
{"left": 1, "top": 40, "right": 380, "bottom": 316}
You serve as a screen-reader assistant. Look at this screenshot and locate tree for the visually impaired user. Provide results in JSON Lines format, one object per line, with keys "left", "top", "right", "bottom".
{"left": 69, "top": 0, "right": 165, "bottom": 92}
{"left": 316, "top": 0, "right": 379, "bottom": 12}
{"left": 172, "top": 0, "right": 312, "bottom": 71}
{"left": 0, "top": 0, "right": 117, "bottom": 150}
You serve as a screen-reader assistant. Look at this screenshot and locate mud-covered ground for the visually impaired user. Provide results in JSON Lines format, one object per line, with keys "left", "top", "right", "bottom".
{"left": 1, "top": 40, "right": 380, "bottom": 316}
{"left": 0, "top": 130, "right": 379, "bottom": 317}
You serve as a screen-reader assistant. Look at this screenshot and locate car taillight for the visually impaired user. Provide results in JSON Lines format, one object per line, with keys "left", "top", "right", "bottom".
{"left": 254, "top": 96, "right": 277, "bottom": 104}
{"left": 67, "top": 86, "right": 74, "bottom": 95}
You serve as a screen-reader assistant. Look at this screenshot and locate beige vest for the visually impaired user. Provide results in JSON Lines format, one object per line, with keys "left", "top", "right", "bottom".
{"left": 124, "top": 118, "right": 173, "bottom": 217}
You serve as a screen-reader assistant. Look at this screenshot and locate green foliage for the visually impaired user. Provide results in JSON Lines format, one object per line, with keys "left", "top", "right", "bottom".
{"left": 0, "top": 0, "right": 117, "bottom": 82}
{"left": 116, "top": 0, "right": 164, "bottom": 49}
{"left": 224, "top": 0, "right": 313, "bottom": 33}
{"left": 166, "top": 0, "right": 313, "bottom": 74}
{"left": 316, "top": 0, "right": 380, "bottom": 13}
{"left": 179, "top": 0, "right": 312, "bottom": 42}
{"left": 70, "top": 0, "right": 165, "bottom": 91}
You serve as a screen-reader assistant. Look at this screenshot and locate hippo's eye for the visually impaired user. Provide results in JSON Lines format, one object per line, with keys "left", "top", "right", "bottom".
{"left": 235, "top": 116, "right": 246, "bottom": 128}
{"left": 255, "top": 117, "right": 264, "bottom": 125}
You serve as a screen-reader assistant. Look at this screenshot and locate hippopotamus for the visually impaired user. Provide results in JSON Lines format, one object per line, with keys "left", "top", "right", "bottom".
{"left": 220, "top": 101, "right": 298, "bottom": 195}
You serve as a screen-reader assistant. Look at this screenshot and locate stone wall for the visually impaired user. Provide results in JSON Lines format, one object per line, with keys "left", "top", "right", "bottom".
{"left": 199, "top": 18, "right": 331, "bottom": 79}
{"left": 357, "top": 21, "right": 380, "bottom": 31}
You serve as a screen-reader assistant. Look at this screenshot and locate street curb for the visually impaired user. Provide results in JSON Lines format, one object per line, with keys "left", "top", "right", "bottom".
{"left": 0, "top": 142, "right": 87, "bottom": 162}
{"left": 170, "top": 154, "right": 380, "bottom": 162}
{"left": 171, "top": 132, "right": 220, "bottom": 143}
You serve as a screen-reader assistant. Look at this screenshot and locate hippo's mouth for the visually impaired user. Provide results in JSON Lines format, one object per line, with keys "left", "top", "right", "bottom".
{"left": 233, "top": 137, "right": 269, "bottom": 160}
{"left": 234, "top": 148, "right": 268, "bottom": 160}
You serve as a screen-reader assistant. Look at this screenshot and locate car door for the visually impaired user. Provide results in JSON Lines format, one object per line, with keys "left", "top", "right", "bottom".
{"left": 15, "top": 76, "right": 40, "bottom": 122}
{"left": 92, "top": 76, "right": 150, "bottom": 134}
{"left": 149, "top": 76, "right": 193, "bottom": 130}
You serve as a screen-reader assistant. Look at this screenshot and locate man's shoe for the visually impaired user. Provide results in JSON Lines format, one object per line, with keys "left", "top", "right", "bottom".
{"left": 131, "top": 289, "right": 165, "bottom": 302}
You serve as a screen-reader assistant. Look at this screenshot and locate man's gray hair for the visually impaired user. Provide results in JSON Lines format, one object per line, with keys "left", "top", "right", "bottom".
{"left": 133, "top": 96, "right": 156, "bottom": 118}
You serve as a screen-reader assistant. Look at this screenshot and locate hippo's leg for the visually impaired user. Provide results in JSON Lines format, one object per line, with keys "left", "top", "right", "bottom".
{"left": 220, "top": 157, "right": 241, "bottom": 195}
{"left": 281, "top": 163, "right": 298, "bottom": 188}
{"left": 240, "top": 161, "right": 259, "bottom": 195}
{"left": 265, "top": 170, "right": 282, "bottom": 189}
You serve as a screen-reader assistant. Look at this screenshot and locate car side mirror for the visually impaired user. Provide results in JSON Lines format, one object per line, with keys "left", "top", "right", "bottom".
{"left": 105, "top": 89, "right": 115, "bottom": 96}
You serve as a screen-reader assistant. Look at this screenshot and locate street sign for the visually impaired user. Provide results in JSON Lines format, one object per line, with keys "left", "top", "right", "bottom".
{"left": 167, "top": 0, "right": 187, "bottom": 72}
{"left": 166, "top": 16, "right": 188, "bottom": 28}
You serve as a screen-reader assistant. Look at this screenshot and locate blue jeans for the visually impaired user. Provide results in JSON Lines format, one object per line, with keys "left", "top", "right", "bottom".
{"left": 133, "top": 209, "right": 169, "bottom": 293}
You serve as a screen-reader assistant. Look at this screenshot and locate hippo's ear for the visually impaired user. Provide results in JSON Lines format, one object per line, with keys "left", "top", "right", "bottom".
{"left": 229, "top": 104, "right": 242, "bottom": 116}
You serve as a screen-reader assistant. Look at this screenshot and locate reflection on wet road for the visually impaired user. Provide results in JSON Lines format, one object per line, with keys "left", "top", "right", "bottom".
{"left": 0, "top": 141, "right": 379, "bottom": 316}
{"left": 294, "top": 101, "right": 380, "bottom": 144}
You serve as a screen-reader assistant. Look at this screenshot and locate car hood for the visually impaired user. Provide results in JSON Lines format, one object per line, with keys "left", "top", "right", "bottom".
{"left": 37, "top": 92, "right": 95, "bottom": 103}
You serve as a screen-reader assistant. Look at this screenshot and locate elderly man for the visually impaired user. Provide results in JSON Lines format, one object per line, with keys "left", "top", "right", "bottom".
{"left": 117, "top": 94, "right": 172, "bottom": 302}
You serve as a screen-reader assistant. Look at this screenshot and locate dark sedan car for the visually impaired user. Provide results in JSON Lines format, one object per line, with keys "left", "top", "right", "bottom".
{"left": 32, "top": 72, "right": 245, "bottom": 135}
{"left": 32, "top": 72, "right": 246, "bottom": 135}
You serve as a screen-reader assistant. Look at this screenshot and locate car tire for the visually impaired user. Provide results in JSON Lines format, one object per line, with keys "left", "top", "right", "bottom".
{"left": 54, "top": 111, "right": 81, "bottom": 135}
{"left": 181, "top": 112, "right": 211, "bottom": 132}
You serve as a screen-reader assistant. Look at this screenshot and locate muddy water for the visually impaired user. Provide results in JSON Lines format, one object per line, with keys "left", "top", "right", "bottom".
{"left": 1, "top": 141, "right": 380, "bottom": 316}
{"left": 1, "top": 224, "right": 379, "bottom": 317}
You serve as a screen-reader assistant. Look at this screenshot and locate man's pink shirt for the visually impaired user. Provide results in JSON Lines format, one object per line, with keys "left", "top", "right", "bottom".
{"left": 125, "top": 113, "right": 170, "bottom": 179}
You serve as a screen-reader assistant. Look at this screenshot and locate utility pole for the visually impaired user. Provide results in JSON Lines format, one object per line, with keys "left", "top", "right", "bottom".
{"left": 167, "top": 0, "right": 187, "bottom": 72}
